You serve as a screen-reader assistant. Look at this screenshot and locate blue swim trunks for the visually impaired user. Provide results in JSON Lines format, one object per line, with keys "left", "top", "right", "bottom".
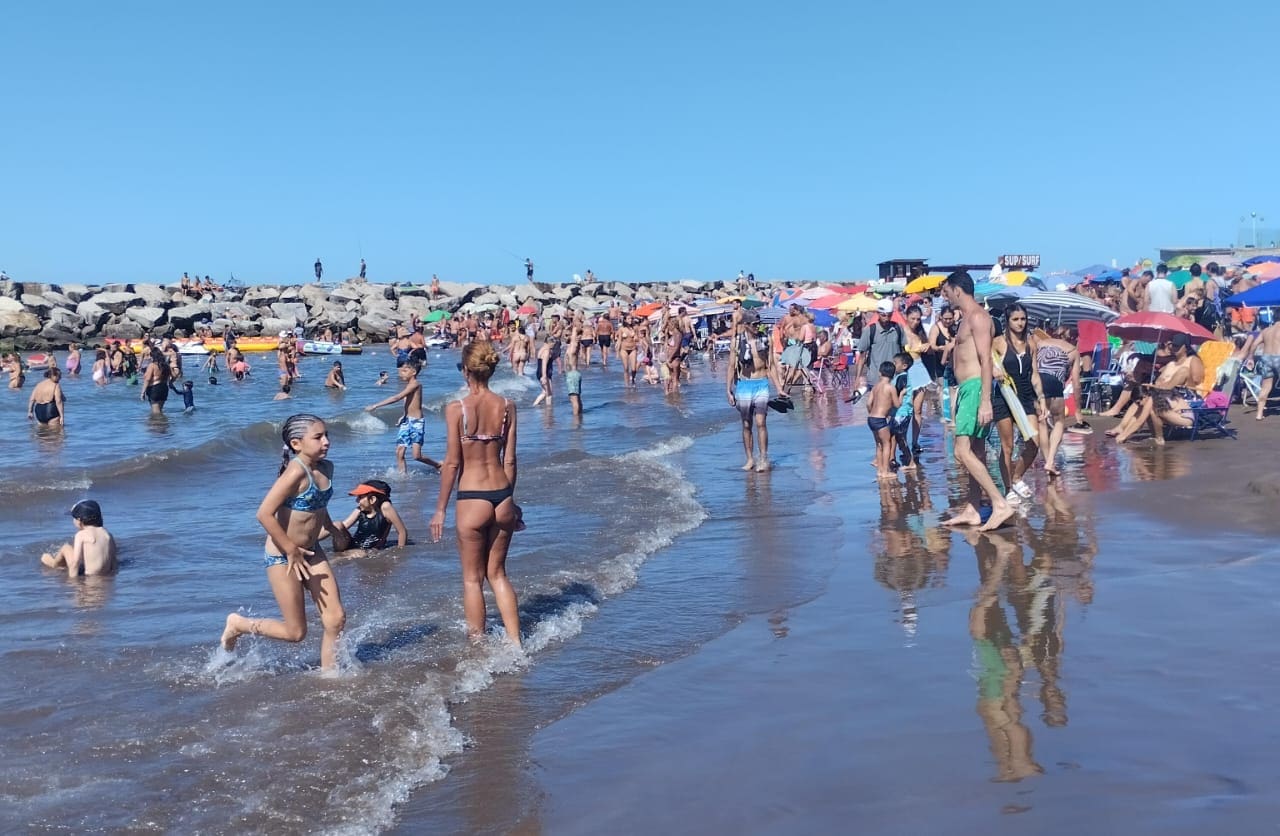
{"left": 262, "top": 551, "right": 288, "bottom": 568}
{"left": 397, "top": 417, "right": 426, "bottom": 447}
{"left": 566, "top": 369, "right": 582, "bottom": 396}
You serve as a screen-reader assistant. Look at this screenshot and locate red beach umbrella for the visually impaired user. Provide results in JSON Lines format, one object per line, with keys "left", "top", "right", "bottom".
{"left": 808, "top": 292, "right": 851, "bottom": 310}
{"left": 516, "top": 303, "right": 539, "bottom": 315}
{"left": 1107, "top": 311, "right": 1215, "bottom": 345}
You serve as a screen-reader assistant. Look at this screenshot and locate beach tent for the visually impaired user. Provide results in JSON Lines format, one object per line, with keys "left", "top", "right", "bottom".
{"left": 1224, "top": 278, "right": 1280, "bottom": 308}
{"left": 1242, "top": 255, "right": 1280, "bottom": 267}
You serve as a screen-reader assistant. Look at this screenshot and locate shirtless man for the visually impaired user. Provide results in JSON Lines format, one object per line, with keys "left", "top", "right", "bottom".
{"left": 1253, "top": 320, "right": 1280, "bottom": 422}
{"left": 41, "top": 500, "right": 117, "bottom": 576}
{"left": 940, "top": 272, "right": 1014, "bottom": 531}
{"left": 564, "top": 322, "right": 584, "bottom": 417}
{"left": 365, "top": 361, "right": 442, "bottom": 472}
{"left": 779, "top": 304, "right": 809, "bottom": 389}
{"left": 1119, "top": 270, "right": 1149, "bottom": 315}
{"left": 595, "top": 314, "right": 614, "bottom": 367}
{"left": 616, "top": 316, "right": 640, "bottom": 386}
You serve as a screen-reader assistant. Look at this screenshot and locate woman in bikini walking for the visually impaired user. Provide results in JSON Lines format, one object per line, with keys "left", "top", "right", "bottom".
{"left": 431, "top": 341, "right": 522, "bottom": 646}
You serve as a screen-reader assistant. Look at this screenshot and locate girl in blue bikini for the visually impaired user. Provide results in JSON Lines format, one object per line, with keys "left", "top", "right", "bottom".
{"left": 221, "top": 413, "right": 347, "bottom": 669}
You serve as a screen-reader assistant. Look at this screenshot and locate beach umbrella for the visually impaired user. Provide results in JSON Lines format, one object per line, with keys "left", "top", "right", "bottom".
{"left": 1248, "top": 261, "right": 1280, "bottom": 280}
{"left": 516, "top": 303, "right": 539, "bottom": 316}
{"left": 1164, "top": 254, "right": 1201, "bottom": 269}
{"left": 836, "top": 294, "right": 879, "bottom": 313}
{"left": 422, "top": 309, "right": 449, "bottom": 323}
{"left": 741, "top": 296, "right": 765, "bottom": 309}
{"left": 985, "top": 286, "right": 1041, "bottom": 305}
{"left": 974, "top": 282, "right": 1008, "bottom": 301}
{"left": 756, "top": 306, "right": 788, "bottom": 324}
{"left": 903, "top": 274, "right": 947, "bottom": 294}
{"left": 1107, "top": 311, "right": 1215, "bottom": 345}
{"left": 1242, "top": 255, "right": 1280, "bottom": 267}
{"left": 797, "top": 286, "right": 832, "bottom": 301}
{"left": 1090, "top": 269, "right": 1124, "bottom": 283}
{"left": 869, "top": 280, "right": 906, "bottom": 294}
{"left": 1224, "top": 277, "right": 1280, "bottom": 307}
{"left": 632, "top": 301, "right": 664, "bottom": 317}
{"left": 812, "top": 309, "right": 837, "bottom": 327}
{"left": 1014, "top": 291, "right": 1118, "bottom": 326}
{"left": 1073, "top": 263, "right": 1111, "bottom": 277}
{"left": 772, "top": 288, "right": 805, "bottom": 306}
{"left": 808, "top": 292, "right": 851, "bottom": 310}
{"left": 1044, "top": 271, "right": 1086, "bottom": 289}
{"left": 1168, "top": 270, "right": 1193, "bottom": 289}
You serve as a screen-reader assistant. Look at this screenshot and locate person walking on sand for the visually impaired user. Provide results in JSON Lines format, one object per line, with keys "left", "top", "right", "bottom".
{"left": 220, "top": 414, "right": 347, "bottom": 669}
{"left": 41, "top": 500, "right": 116, "bottom": 576}
{"left": 314, "top": 257, "right": 324, "bottom": 282}
{"left": 1252, "top": 320, "right": 1280, "bottom": 422}
{"left": 431, "top": 341, "right": 522, "bottom": 647}
{"left": 365, "top": 361, "right": 442, "bottom": 472}
{"left": 28, "top": 367, "right": 67, "bottom": 428}
{"left": 940, "top": 271, "right": 1014, "bottom": 531}
{"left": 726, "top": 309, "right": 783, "bottom": 472}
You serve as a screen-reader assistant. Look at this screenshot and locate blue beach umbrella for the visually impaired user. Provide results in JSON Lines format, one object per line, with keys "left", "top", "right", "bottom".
{"left": 1091, "top": 269, "right": 1124, "bottom": 283}
{"left": 1073, "top": 263, "right": 1111, "bottom": 277}
{"left": 1242, "top": 255, "right": 1280, "bottom": 267}
{"left": 812, "top": 309, "right": 836, "bottom": 327}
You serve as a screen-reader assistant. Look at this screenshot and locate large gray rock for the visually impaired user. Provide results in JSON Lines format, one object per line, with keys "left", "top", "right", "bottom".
{"left": 438, "top": 281, "right": 481, "bottom": 298}
{"left": 0, "top": 281, "right": 17, "bottom": 299}
{"left": 471, "top": 291, "right": 500, "bottom": 306}
{"left": 102, "top": 319, "right": 145, "bottom": 340}
{"left": 43, "top": 290, "right": 74, "bottom": 308}
{"left": 40, "top": 321, "right": 79, "bottom": 344}
{"left": 132, "top": 284, "right": 171, "bottom": 307}
{"left": 510, "top": 283, "right": 543, "bottom": 301}
{"left": 242, "top": 286, "right": 280, "bottom": 305}
{"left": 215, "top": 318, "right": 263, "bottom": 337}
{"left": 0, "top": 310, "right": 43, "bottom": 337}
{"left": 60, "top": 284, "right": 93, "bottom": 303}
{"left": 46, "top": 307, "right": 81, "bottom": 329}
{"left": 358, "top": 283, "right": 397, "bottom": 301}
{"left": 497, "top": 292, "right": 518, "bottom": 308}
{"left": 549, "top": 285, "right": 575, "bottom": 301}
{"left": 90, "top": 291, "right": 144, "bottom": 315}
{"left": 17, "top": 282, "right": 56, "bottom": 297}
{"left": 357, "top": 314, "right": 395, "bottom": 340}
{"left": 100, "top": 283, "right": 133, "bottom": 294}
{"left": 21, "top": 294, "right": 55, "bottom": 316}
{"left": 363, "top": 300, "right": 400, "bottom": 322}
{"left": 211, "top": 301, "right": 257, "bottom": 320}
{"left": 270, "top": 302, "right": 310, "bottom": 326}
{"left": 0, "top": 296, "right": 25, "bottom": 313}
{"left": 398, "top": 284, "right": 428, "bottom": 298}
{"left": 126, "top": 307, "right": 168, "bottom": 329}
{"left": 167, "top": 303, "right": 211, "bottom": 331}
{"left": 397, "top": 296, "right": 436, "bottom": 318}
{"left": 327, "top": 284, "right": 364, "bottom": 305}
{"left": 308, "top": 309, "right": 358, "bottom": 330}
{"left": 259, "top": 317, "right": 296, "bottom": 337}
{"left": 75, "top": 300, "right": 111, "bottom": 328}
{"left": 278, "top": 286, "right": 305, "bottom": 303}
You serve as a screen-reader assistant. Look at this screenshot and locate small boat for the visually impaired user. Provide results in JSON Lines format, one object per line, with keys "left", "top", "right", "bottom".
{"left": 301, "top": 340, "right": 343, "bottom": 356}
{"left": 174, "top": 340, "right": 211, "bottom": 356}
{"left": 25, "top": 352, "right": 54, "bottom": 369}
{"left": 201, "top": 337, "right": 281, "bottom": 353}
{"left": 425, "top": 336, "right": 450, "bottom": 349}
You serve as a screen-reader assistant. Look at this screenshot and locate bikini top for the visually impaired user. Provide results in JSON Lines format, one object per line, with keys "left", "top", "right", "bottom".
{"left": 286, "top": 460, "right": 333, "bottom": 512}
{"left": 460, "top": 397, "right": 511, "bottom": 443}
{"left": 1037, "top": 344, "right": 1071, "bottom": 382}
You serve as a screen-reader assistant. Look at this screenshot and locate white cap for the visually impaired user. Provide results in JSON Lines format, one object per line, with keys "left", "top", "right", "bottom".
{"left": 876, "top": 299, "right": 894, "bottom": 314}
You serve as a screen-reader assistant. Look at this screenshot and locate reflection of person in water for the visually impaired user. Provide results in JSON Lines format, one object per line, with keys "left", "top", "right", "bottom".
{"left": 968, "top": 531, "right": 1045, "bottom": 782}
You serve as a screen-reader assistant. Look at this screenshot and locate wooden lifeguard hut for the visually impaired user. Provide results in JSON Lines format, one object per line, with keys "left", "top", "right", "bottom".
{"left": 877, "top": 259, "right": 929, "bottom": 281}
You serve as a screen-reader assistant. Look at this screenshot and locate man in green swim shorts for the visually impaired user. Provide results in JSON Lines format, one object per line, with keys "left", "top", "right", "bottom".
{"left": 941, "top": 271, "right": 1013, "bottom": 531}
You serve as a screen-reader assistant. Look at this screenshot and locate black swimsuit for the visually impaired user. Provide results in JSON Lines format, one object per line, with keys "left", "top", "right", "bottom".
{"left": 33, "top": 401, "right": 59, "bottom": 422}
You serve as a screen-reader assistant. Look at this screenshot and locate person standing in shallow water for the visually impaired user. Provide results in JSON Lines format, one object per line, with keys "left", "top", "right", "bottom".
{"left": 141, "top": 347, "right": 171, "bottom": 415}
{"left": 940, "top": 271, "right": 1014, "bottom": 531}
{"left": 28, "top": 367, "right": 66, "bottom": 427}
{"left": 221, "top": 414, "right": 347, "bottom": 669}
{"left": 432, "top": 341, "right": 522, "bottom": 647}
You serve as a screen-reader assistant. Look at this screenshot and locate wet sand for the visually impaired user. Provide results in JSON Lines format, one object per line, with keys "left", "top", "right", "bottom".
{"left": 519, "top": 407, "right": 1280, "bottom": 834}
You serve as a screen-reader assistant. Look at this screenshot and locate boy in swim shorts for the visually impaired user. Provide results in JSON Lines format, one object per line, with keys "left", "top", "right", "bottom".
{"left": 41, "top": 499, "right": 118, "bottom": 576}
{"left": 366, "top": 361, "right": 442, "bottom": 473}
{"left": 866, "top": 361, "right": 901, "bottom": 479}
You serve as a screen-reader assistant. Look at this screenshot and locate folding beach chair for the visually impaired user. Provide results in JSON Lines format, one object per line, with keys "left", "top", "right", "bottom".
{"left": 1080, "top": 343, "right": 1119, "bottom": 413}
{"left": 1165, "top": 391, "right": 1236, "bottom": 441}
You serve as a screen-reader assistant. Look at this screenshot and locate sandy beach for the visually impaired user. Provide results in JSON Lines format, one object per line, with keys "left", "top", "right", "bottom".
{"left": 390, "top": 402, "right": 1280, "bottom": 834}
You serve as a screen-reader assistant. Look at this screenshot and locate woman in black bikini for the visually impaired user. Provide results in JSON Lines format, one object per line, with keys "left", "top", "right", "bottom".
{"left": 431, "top": 341, "right": 522, "bottom": 647}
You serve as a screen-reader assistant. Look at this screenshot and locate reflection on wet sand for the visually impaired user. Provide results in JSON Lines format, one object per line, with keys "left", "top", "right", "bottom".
{"left": 873, "top": 472, "right": 950, "bottom": 640}
{"left": 1123, "top": 444, "right": 1191, "bottom": 483}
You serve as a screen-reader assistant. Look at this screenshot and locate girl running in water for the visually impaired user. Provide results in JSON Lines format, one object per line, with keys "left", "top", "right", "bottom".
{"left": 221, "top": 414, "right": 347, "bottom": 669}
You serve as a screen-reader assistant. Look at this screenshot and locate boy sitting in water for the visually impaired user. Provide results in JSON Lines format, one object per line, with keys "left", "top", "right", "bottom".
{"left": 41, "top": 500, "right": 118, "bottom": 577}
{"left": 866, "top": 361, "right": 902, "bottom": 480}
{"left": 328, "top": 480, "right": 410, "bottom": 554}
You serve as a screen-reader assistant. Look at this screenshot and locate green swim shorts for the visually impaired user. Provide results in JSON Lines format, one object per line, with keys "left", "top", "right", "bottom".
{"left": 954, "top": 376, "right": 991, "bottom": 440}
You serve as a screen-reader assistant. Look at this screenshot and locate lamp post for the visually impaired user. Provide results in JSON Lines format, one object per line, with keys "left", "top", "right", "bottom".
{"left": 1242, "top": 212, "right": 1266, "bottom": 248}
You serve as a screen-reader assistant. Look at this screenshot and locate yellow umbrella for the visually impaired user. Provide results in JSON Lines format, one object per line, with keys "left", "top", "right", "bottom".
{"left": 1000, "top": 270, "right": 1030, "bottom": 286}
{"left": 836, "top": 293, "right": 880, "bottom": 313}
{"left": 903, "top": 274, "right": 947, "bottom": 294}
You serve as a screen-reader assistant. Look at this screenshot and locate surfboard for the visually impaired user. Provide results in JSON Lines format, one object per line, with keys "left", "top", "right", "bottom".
{"left": 998, "top": 376, "right": 1036, "bottom": 440}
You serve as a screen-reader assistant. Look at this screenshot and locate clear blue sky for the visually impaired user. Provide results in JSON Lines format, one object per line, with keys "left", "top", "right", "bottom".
{"left": 2, "top": 0, "right": 1277, "bottom": 286}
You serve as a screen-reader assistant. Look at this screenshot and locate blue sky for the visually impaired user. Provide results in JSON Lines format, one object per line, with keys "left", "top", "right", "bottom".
{"left": 2, "top": 0, "right": 1277, "bottom": 286}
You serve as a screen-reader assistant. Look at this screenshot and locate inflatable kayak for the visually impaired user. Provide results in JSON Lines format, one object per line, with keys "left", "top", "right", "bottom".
{"left": 301, "top": 340, "right": 343, "bottom": 356}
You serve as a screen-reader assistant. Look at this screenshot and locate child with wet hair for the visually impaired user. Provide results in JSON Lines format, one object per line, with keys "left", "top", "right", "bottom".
{"left": 329, "top": 479, "right": 409, "bottom": 553}
{"left": 866, "top": 361, "right": 902, "bottom": 479}
{"left": 220, "top": 413, "right": 347, "bottom": 669}
{"left": 41, "top": 500, "right": 117, "bottom": 576}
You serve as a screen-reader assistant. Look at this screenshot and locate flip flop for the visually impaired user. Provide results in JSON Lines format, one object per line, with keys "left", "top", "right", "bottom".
{"left": 768, "top": 396, "right": 791, "bottom": 414}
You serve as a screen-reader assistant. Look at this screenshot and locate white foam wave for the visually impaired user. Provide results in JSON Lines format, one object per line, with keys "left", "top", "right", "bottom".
{"left": 616, "top": 434, "right": 695, "bottom": 462}
{"left": 332, "top": 412, "right": 391, "bottom": 434}
{"left": 0, "top": 476, "right": 93, "bottom": 496}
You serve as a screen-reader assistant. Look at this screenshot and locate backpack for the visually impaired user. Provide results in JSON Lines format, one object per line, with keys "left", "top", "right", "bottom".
{"left": 867, "top": 321, "right": 904, "bottom": 351}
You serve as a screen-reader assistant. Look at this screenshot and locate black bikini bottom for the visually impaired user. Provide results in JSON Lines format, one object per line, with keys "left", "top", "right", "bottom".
{"left": 456, "top": 484, "right": 514, "bottom": 507}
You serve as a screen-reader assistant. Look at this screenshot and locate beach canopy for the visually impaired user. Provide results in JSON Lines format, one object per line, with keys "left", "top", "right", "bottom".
{"left": 1224, "top": 278, "right": 1280, "bottom": 307}
{"left": 1107, "top": 311, "right": 1215, "bottom": 345}
{"left": 836, "top": 294, "right": 880, "bottom": 313}
{"left": 1242, "top": 255, "right": 1280, "bottom": 267}
{"left": 422, "top": 309, "right": 449, "bottom": 322}
{"left": 903, "top": 274, "right": 947, "bottom": 294}
{"left": 1168, "top": 270, "right": 1193, "bottom": 289}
